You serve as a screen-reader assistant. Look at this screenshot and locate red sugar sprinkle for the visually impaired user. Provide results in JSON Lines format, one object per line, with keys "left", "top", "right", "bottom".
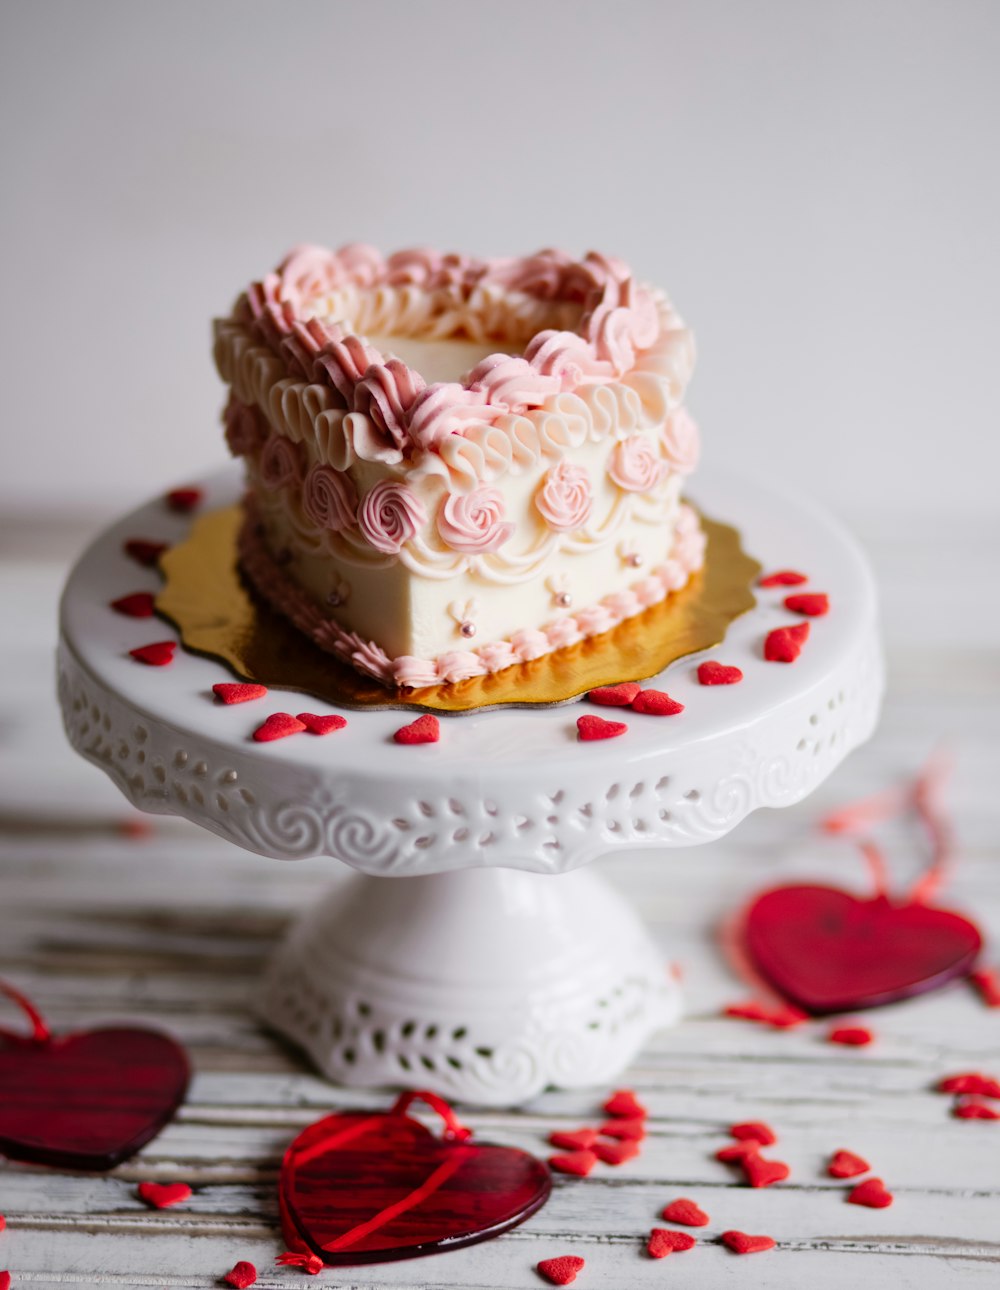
{"left": 577, "top": 714, "right": 628, "bottom": 741}
{"left": 697, "top": 660, "right": 743, "bottom": 686}
{"left": 110, "top": 591, "right": 155, "bottom": 618}
{"left": 784, "top": 592, "right": 830, "bottom": 617}
{"left": 721, "top": 1230, "right": 776, "bottom": 1255}
{"left": 137, "top": 1181, "right": 191, "bottom": 1209}
{"left": 716, "top": 1139, "right": 764, "bottom": 1163}
{"left": 647, "top": 1228, "right": 696, "bottom": 1258}
{"left": 937, "top": 1072, "right": 1000, "bottom": 1098}
{"left": 828, "top": 1025, "right": 875, "bottom": 1047}
{"left": 592, "top": 1138, "right": 640, "bottom": 1166}
{"left": 587, "top": 682, "right": 641, "bottom": 706}
{"left": 743, "top": 1154, "right": 790, "bottom": 1189}
{"left": 548, "top": 1149, "right": 597, "bottom": 1177}
{"left": 394, "top": 713, "right": 440, "bottom": 745}
{"left": 0, "top": 1214, "right": 4, "bottom": 1232}
{"left": 297, "top": 712, "right": 348, "bottom": 735}
{"left": 661, "top": 1198, "right": 709, "bottom": 1227}
{"left": 848, "top": 1177, "right": 893, "bottom": 1208}
{"left": 764, "top": 622, "right": 810, "bottom": 662}
{"left": 598, "top": 1117, "right": 646, "bottom": 1141}
{"left": 730, "top": 1120, "right": 777, "bottom": 1145}
{"left": 123, "top": 538, "right": 168, "bottom": 567}
{"left": 548, "top": 1128, "right": 599, "bottom": 1151}
{"left": 759, "top": 570, "right": 808, "bottom": 587}
{"left": 630, "top": 688, "right": 684, "bottom": 716}
{"left": 724, "top": 999, "right": 809, "bottom": 1029}
{"left": 213, "top": 682, "right": 268, "bottom": 705}
{"left": 129, "top": 640, "right": 176, "bottom": 667}
{"left": 603, "top": 1089, "right": 647, "bottom": 1119}
{"left": 953, "top": 1098, "right": 1000, "bottom": 1120}
{"left": 828, "top": 1149, "right": 871, "bottom": 1178}
{"left": 0, "top": 1273, "right": 10, "bottom": 1290}
{"left": 252, "top": 713, "right": 307, "bottom": 742}
{"left": 165, "top": 487, "right": 203, "bottom": 513}
{"left": 970, "top": 967, "right": 1000, "bottom": 1008}
{"left": 536, "top": 1255, "right": 585, "bottom": 1285}
{"left": 224, "top": 1263, "right": 258, "bottom": 1289}
{"left": 275, "top": 1251, "right": 324, "bottom": 1274}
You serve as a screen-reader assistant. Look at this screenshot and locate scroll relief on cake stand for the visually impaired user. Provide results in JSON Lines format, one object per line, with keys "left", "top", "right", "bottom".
{"left": 58, "top": 466, "right": 882, "bottom": 1106}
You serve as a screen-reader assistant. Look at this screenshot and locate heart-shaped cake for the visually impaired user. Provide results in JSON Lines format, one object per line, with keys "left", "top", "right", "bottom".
{"left": 279, "top": 1091, "right": 551, "bottom": 1265}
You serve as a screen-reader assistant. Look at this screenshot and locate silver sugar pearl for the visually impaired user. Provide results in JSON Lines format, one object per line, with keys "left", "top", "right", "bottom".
{"left": 460, "top": 621, "right": 477, "bottom": 638}
{"left": 556, "top": 591, "right": 572, "bottom": 609}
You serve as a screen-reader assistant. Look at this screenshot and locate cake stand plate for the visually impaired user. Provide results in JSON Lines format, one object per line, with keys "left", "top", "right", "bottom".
{"left": 58, "top": 466, "right": 882, "bottom": 1105}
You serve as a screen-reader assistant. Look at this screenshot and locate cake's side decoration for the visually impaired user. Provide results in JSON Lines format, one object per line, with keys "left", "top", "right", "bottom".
{"left": 215, "top": 242, "right": 705, "bottom": 687}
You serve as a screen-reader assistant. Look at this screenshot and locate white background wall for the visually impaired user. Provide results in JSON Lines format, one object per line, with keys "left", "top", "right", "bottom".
{"left": 2, "top": 0, "right": 998, "bottom": 529}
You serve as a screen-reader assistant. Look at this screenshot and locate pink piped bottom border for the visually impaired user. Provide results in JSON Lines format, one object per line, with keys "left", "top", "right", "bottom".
{"left": 237, "top": 500, "right": 706, "bottom": 690}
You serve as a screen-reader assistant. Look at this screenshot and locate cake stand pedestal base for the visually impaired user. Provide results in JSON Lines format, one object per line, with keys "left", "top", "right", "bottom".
{"left": 258, "top": 866, "right": 678, "bottom": 1107}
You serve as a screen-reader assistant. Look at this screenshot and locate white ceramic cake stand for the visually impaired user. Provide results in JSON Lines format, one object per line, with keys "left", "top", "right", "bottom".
{"left": 57, "top": 465, "right": 882, "bottom": 1106}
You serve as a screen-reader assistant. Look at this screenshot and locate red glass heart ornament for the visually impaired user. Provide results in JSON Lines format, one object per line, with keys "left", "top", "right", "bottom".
{"left": 279, "top": 1090, "right": 551, "bottom": 1266}
{"left": 745, "top": 885, "right": 982, "bottom": 1014}
{"left": 0, "top": 981, "right": 189, "bottom": 1170}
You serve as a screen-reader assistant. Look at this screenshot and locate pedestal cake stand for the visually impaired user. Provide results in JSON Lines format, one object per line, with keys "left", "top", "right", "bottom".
{"left": 58, "top": 466, "right": 882, "bottom": 1106}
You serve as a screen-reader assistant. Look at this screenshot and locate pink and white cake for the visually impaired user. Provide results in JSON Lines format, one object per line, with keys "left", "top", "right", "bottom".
{"left": 213, "top": 244, "right": 706, "bottom": 689}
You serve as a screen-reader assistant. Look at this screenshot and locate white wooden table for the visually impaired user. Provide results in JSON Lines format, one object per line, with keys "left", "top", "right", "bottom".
{"left": 1, "top": 509, "right": 998, "bottom": 1288}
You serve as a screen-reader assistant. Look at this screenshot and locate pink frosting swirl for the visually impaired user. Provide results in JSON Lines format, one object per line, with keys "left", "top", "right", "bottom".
{"left": 522, "top": 329, "right": 614, "bottom": 387}
{"left": 314, "top": 332, "right": 383, "bottom": 404}
{"left": 223, "top": 397, "right": 267, "bottom": 457}
{"left": 609, "top": 434, "right": 666, "bottom": 492}
{"left": 276, "top": 244, "right": 343, "bottom": 308}
{"left": 392, "top": 655, "right": 442, "bottom": 688}
{"left": 258, "top": 433, "right": 304, "bottom": 491}
{"left": 437, "top": 651, "right": 488, "bottom": 684}
{"left": 466, "top": 354, "right": 560, "bottom": 409}
{"left": 535, "top": 459, "right": 593, "bottom": 532}
{"left": 437, "top": 486, "right": 514, "bottom": 553}
{"left": 406, "top": 383, "right": 491, "bottom": 449}
{"left": 302, "top": 463, "right": 358, "bottom": 532}
{"left": 660, "top": 408, "right": 700, "bottom": 474}
{"left": 546, "top": 616, "right": 584, "bottom": 649}
{"left": 353, "top": 359, "right": 426, "bottom": 449}
{"left": 357, "top": 479, "right": 426, "bottom": 554}
{"left": 384, "top": 247, "right": 443, "bottom": 288}
{"left": 476, "top": 640, "right": 519, "bottom": 674}
{"left": 510, "top": 628, "right": 551, "bottom": 661}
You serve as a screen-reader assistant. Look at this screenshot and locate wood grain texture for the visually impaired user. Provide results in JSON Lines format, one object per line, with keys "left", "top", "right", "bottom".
{"left": 1, "top": 522, "right": 999, "bottom": 1288}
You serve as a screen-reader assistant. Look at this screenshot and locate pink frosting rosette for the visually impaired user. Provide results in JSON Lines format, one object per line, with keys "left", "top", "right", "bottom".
{"left": 258, "top": 433, "right": 304, "bottom": 491}
{"left": 302, "top": 463, "right": 358, "bottom": 532}
{"left": 358, "top": 479, "right": 427, "bottom": 554}
{"left": 660, "top": 407, "right": 700, "bottom": 475}
{"left": 223, "top": 397, "right": 267, "bottom": 458}
{"left": 608, "top": 434, "right": 666, "bottom": 492}
{"left": 535, "top": 459, "right": 593, "bottom": 532}
{"left": 437, "top": 487, "right": 514, "bottom": 553}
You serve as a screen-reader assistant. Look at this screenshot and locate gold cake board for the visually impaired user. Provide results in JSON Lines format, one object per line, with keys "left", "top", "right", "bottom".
{"left": 156, "top": 506, "right": 760, "bottom": 713}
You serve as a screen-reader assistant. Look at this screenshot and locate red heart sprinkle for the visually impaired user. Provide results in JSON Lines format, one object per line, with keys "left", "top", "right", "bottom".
{"left": 647, "top": 1228, "right": 696, "bottom": 1258}
{"left": 577, "top": 714, "right": 628, "bottom": 741}
{"left": 394, "top": 714, "right": 440, "bottom": 745}
{"left": 0, "top": 1214, "right": 5, "bottom": 1232}
{"left": 848, "top": 1177, "right": 893, "bottom": 1208}
{"left": 549, "top": 1128, "right": 599, "bottom": 1151}
{"left": 697, "top": 660, "right": 743, "bottom": 685}
{"left": 212, "top": 682, "right": 268, "bottom": 705}
{"left": 784, "top": 592, "right": 829, "bottom": 617}
{"left": 224, "top": 1262, "right": 258, "bottom": 1289}
{"left": 716, "top": 1139, "right": 764, "bottom": 1163}
{"left": 730, "top": 1120, "right": 777, "bottom": 1145}
{"left": 764, "top": 622, "right": 810, "bottom": 662}
{"left": 592, "top": 1138, "right": 640, "bottom": 1166}
{"left": 721, "top": 1230, "right": 776, "bottom": 1254}
{"left": 603, "top": 1089, "right": 647, "bottom": 1119}
{"left": 123, "top": 538, "right": 168, "bottom": 567}
{"left": 828, "top": 1025, "right": 874, "bottom": 1046}
{"left": 587, "top": 682, "right": 641, "bottom": 706}
{"left": 0, "top": 1273, "right": 10, "bottom": 1290}
{"left": 110, "top": 592, "right": 155, "bottom": 618}
{"left": 536, "top": 1256, "right": 586, "bottom": 1285}
{"left": 743, "top": 1154, "right": 790, "bottom": 1188}
{"left": 297, "top": 712, "right": 348, "bottom": 735}
{"left": 275, "top": 1251, "right": 324, "bottom": 1273}
{"left": 724, "top": 1000, "right": 809, "bottom": 1029}
{"left": 165, "top": 487, "right": 203, "bottom": 513}
{"left": 937, "top": 1072, "right": 1000, "bottom": 1098}
{"left": 137, "top": 1181, "right": 191, "bottom": 1209}
{"left": 829, "top": 1149, "right": 871, "bottom": 1178}
{"left": 970, "top": 967, "right": 1000, "bottom": 1007}
{"left": 253, "top": 713, "right": 307, "bottom": 742}
{"left": 631, "top": 689, "right": 684, "bottom": 716}
{"left": 548, "top": 1149, "right": 597, "bottom": 1177}
{"left": 661, "top": 1198, "right": 709, "bottom": 1227}
{"left": 129, "top": 640, "right": 176, "bottom": 667}
{"left": 598, "top": 1118, "right": 646, "bottom": 1141}
{"left": 759, "top": 570, "right": 808, "bottom": 587}
{"left": 953, "top": 1098, "right": 1000, "bottom": 1120}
